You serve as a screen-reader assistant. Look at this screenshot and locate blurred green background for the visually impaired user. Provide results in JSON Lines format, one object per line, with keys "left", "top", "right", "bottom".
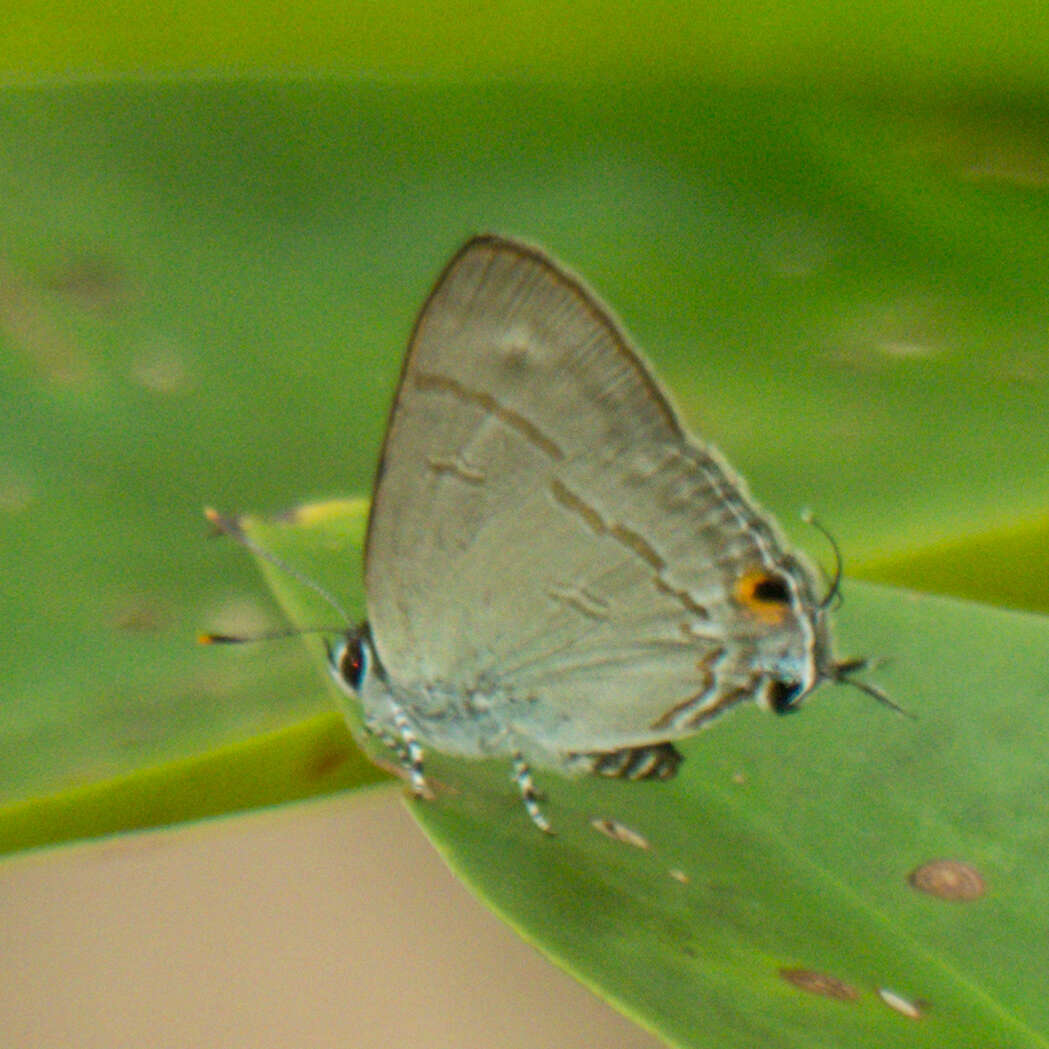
{"left": 5, "top": 8, "right": 1049, "bottom": 1047}
{"left": 2, "top": 4, "right": 1048, "bottom": 821}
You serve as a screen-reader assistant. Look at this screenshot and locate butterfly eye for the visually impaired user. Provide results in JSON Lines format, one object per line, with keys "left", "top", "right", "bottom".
{"left": 336, "top": 635, "right": 369, "bottom": 691}
{"left": 734, "top": 570, "right": 793, "bottom": 624}
{"left": 768, "top": 678, "right": 803, "bottom": 714}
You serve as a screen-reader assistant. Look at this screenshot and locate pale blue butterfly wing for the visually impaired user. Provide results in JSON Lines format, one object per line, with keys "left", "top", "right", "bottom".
{"left": 364, "top": 236, "right": 829, "bottom": 760}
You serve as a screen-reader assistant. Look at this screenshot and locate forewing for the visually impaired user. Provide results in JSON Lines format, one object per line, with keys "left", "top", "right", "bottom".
{"left": 365, "top": 235, "right": 806, "bottom": 748}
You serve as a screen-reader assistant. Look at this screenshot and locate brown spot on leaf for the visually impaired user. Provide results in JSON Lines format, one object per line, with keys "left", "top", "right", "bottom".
{"left": 43, "top": 253, "right": 135, "bottom": 313}
{"left": 779, "top": 968, "right": 859, "bottom": 1001}
{"left": 908, "top": 859, "right": 985, "bottom": 901}
{"left": 590, "top": 817, "right": 650, "bottom": 850}
{"left": 308, "top": 744, "right": 351, "bottom": 780}
{"left": 0, "top": 258, "right": 93, "bottom": 385}
{"left": 111, "top": 595, "right": 167, "bottom": 633}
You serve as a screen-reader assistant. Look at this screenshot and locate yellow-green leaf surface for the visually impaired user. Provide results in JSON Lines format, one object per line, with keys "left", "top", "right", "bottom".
{"left": 4, "top": 8, "right": 1049, "bottom": 1044}
{"left": 0, "top": 708, "right": 382, "bottom": 856}
{"left": 4, "top": 1, "right": 1049, "bottom": 90}
{"left": 239, "top": 501, "right": 1049, "bottom": 1048}
{"left": 2, "top": 75, "right": 1048, "bottom": 871}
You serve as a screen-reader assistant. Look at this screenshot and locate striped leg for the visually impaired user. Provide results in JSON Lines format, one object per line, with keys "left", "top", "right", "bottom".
{"left": 587, "top": 742, "right": 683, "bottom": 781}
{"left": 390, "top": 703, "right": 428, "bottom": 798}
{"left": 363, "top": 718, "right": 409, "bottom": 766}
{"left": 512, "top": 752, "right": 554, "bottom": 835}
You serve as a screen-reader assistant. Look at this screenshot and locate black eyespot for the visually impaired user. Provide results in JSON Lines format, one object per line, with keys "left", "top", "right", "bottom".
{"left": 769, "top": 678, "right": 802, "bottom": 714}
{"left": 752, "top": 574, "right": 791, "bottom": 604}
{"left": 339, "top": 635, "right": 368, "bottom": 691}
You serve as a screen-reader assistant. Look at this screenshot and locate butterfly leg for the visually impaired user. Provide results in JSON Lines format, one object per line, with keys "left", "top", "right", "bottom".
{"left": 389, "top": 702, "right": 429, "bottom": 799}
{"left": 512, "top": 751, "right": 554, "bottom": 835}
{"left": 362, "top": 717, "right": 408, "bottom": 764}
{"left": 583, "top": 742, "right": 684, "bottom": 781}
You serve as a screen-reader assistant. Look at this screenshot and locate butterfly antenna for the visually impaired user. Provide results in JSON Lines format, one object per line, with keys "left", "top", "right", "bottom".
{"left": 198, "top": 625, "right": 347, "bottom": 646}
{"left": 203, "top": 506, "right": 353, "bottom": 626}
{"left": 801, "top": 509, "right": 843, "bottom": 610}
{"left": 832, "top": 658, "right": 915, "bottom": 720}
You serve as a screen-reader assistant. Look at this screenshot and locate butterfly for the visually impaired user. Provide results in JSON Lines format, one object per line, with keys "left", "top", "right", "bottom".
{"left": 208, "top": 235, "right": 895, "bottom": 832}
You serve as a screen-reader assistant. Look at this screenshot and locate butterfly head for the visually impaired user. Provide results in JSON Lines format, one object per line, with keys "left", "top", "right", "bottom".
{"left": 743, "top": 564, "right": 906, "bottom": 719}
{"left": 732, "top": 537, "right": 899, "bottom": 718}
{"left": 758, "top": 607, "right": 835, "bottom": 716}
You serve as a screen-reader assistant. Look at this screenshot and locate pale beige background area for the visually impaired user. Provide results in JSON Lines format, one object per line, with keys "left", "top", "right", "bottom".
{"left": 2, "top": 789, "right": 664, "bottom": 1049}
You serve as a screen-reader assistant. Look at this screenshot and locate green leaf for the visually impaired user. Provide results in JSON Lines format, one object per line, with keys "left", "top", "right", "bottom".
{"left": 0, "top": 709, "right": 386, "bottom": 856}
{"left": 4, "top": 79, "right": 1049, "bottom": 864}
{"left": 0, "top": 498, "right": 387, "bottom": 856}
{"left": 239, "top": 499, "right": 1049, "bottom": 1048}
{"left": 1, "top": 27, "right": 1045, "bottom": 1044}
{"left": 4, "top": 1, "right": 1049, "bottom": 92}
{"left": 856, "top": 513, "right": 1049, "bottom": 615}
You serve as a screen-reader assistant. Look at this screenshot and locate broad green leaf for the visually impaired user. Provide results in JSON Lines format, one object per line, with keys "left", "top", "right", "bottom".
{"left": 4, "top": 1, "right": 1049, "bottom": 92}
{"left": 0, "top": 15, "right": 1044, "bottom": 1043}
{"left": 0, "top": 710, "right": 384, "bottom": 856}
{"left": 0, "top": 498, "right": 385, "bottom": 855}
{"left": 3, "top": 79, "right": 1049, "bottom": 846}
{"left": 857, "top": 512, "right": 1049, "bottom": 616}
{"left": 239, "top": 500, "right": 1049, "bottom": 1049}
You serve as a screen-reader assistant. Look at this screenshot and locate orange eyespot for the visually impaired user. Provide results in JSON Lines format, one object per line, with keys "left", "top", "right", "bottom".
{"left": 734, "top": 570, "right": 793, "bottom": 625}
